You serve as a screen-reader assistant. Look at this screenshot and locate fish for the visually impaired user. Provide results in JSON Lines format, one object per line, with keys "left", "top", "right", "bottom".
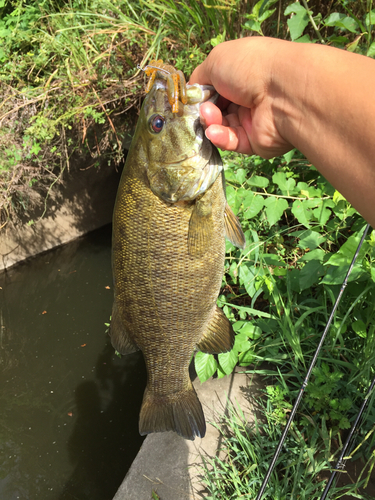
{"left": 110, "top": 61, "right": 245, "bottom": 440}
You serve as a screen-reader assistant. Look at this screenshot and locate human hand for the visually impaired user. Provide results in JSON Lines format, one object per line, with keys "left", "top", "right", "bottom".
{"left": 189, "top": 37, "right": 294, "bottom": 158}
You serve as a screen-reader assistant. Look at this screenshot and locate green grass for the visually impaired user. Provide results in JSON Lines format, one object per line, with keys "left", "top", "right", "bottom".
{"left": 1, "top": 0, "right": 374, "bottom": 224}
{"left": 200, "top": 401, "right": 374, "bottom": 499}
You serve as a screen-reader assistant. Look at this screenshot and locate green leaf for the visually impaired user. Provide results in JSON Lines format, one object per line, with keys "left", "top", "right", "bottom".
{"left": 312, "top": 199, "right": 335, "bottom": 227}
{"left": 290, "top": 229, "right": 326, "bottom": 250}
{"left": 233, "top": 333, "right": 251, "bottom": 352}
{"left": 328, "top": 35, "right": 350, "bottom": 48}
{"left": 325, "top": 228, "right": 369, "bottom": 266}
{"left": 238, "top": 322, "right": 262, "bottom": 339}
{"left": 238, "top": 350, "right": 256, "bottom": 366}
{"left": 338, "top": 417, "right": 351, "bottom": 430}
{"left": 242, "top": 19, "right": 262, "bottom": 34}
{"left": 294, "top": 34, "right": 313, "bottom": 43}
{"left": 195, "top": 352, "right": 218, "bottom": 383}
{"left": 365, "top": 10, "right": 375, "bottom": 27}
{"left": 367, "top": 41, "right": 375, "bottom": 58}
{"left": 258, "top": 8, "right": 276, "bottom": 23}
{"left": 217, "top": 349, "right": 238, "bottom": 378}
{"left": 286, "top": 268, "right": 300, "bottom": 292}
{"left": 264, "top": 197, "right": 288, "bottom": 227}
{"left": 210, "top": 32, "right": 225, "bottom": 47}
{"left": 299, "top": 259, "right": 325, "bottom": 290}
{"left": 272, "top": 171, "right": 297, "bottom": 195}
{"left": 339, "top": 398, "right": 352, "bottom": 411}
{"left": 352, "top": 319, "right": 367, "bottom": 338}
{"left": 242, "top": 191, "right": 265, "bottom": 219}
{"left": 291, "top": 199, "right": 318, "bottom": 228}
{"left": 286, "top": 8, "right": 310, "bottom": 41}
{"left": 283, "top": 149, "right": 296, "bottom": 164}
{"left": 234, "top": 168, "right": 247, "bottom": 184}
{"left": 263, "top": 253, "right": 285, "bottom": 266}
{"left": 247, "top": 174, "right": 269, "bottom": 188}
{"left": 226, "top": 185, "right": 242, "bottom": 215}
{"left": 321, "top": 263, "right": 363, "bottom": 285}
{"left": 299, "top": 248, "right": 325, "bottom": 262}
{"left": 284, "top": 1, "right": 306, "bottom": 15}
{"left": 239, "top": 264, "right": 259, "bottom": 297}
{"left": 296, "top": 182, "right": 322, "bottom": 199}
{"left": 325, "top": 13, "right": 359, "bottom": 33}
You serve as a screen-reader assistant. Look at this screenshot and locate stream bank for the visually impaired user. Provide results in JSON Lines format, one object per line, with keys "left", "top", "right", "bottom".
{"left": 0, "top": 163, "right": 122, "bottom": 271}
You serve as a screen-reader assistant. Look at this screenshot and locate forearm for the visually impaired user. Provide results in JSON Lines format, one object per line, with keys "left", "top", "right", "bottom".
{"left": 272, "top": 41, "right": 375, "bottom": 226}
{"left": 191, "top": 37, "right": 375, "bottom": 226}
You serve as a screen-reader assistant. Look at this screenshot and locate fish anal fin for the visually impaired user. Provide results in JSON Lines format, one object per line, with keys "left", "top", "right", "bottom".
{"left": 188, "top": 199, "right": 214, "bottom": 258}
{"left": 139, "top": 382, "right": 206, "bottom": 440}
{"left": 109, "top": 301, "right": 139, "bottom": 355}
{"left": 224, "top": 203, "right": 246, "bottom": 249}
{"left": 197, "top": 305, "right": 235, "bottom": 354}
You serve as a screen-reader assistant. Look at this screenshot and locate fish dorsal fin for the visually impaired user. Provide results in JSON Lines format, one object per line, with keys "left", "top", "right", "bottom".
{"left": 188, "top": 198, "right": 214, "bottom": 258}
{"left": 197, "top": 306, "right": 235, "bottom": 354}
{"left": 224, "top": 203, "right": 246, "bottom": 249}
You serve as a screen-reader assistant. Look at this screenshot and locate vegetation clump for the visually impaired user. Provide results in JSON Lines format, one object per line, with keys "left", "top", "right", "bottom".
{"left": 1, "top": 0, "right": 375, "bottom": 495}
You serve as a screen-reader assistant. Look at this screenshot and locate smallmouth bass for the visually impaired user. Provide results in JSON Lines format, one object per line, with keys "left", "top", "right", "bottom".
{"left": 110, "top": 63, "right": 245, "bottom": 440}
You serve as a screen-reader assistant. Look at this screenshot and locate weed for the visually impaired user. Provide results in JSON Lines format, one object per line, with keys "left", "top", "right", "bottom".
{"left": 200, "top": 402, "right": 371, "bottom": 499}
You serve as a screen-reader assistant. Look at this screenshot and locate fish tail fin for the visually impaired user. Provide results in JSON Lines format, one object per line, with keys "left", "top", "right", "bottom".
{"left": 139, "top": 383, "right": 206, "bottom": 440}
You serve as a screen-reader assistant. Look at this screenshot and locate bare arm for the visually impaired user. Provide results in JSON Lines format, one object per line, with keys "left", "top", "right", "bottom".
{"left": 190, "top": 37, "right": 375, "bottom": 227}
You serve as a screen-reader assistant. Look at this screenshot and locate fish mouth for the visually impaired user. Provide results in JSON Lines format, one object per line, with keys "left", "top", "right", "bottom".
{"left": 161, "top": 153, "right": 199, "bottom": 166}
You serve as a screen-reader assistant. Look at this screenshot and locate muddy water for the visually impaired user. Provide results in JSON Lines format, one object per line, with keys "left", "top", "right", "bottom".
{"left": 0, "top": 225, "right": 147, "bottom": 500}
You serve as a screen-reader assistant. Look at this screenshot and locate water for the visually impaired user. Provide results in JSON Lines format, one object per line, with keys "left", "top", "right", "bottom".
{"left": 0, "top": 225, "right": 147, "bottom": 500}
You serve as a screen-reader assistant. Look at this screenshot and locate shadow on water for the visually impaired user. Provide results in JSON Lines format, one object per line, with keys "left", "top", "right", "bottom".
{"left": 59, "top": 342, "right": 146, "bottom": 500}
{"left": 0, "top": 224, "right": 147, "bottom": 500}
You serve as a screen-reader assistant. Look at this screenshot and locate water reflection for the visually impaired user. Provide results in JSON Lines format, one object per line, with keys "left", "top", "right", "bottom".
{"left": 0, "top": 225, "right": 146, "bottom": 500}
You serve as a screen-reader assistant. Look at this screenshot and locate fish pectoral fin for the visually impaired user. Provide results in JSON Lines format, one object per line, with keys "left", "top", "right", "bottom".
{"left": 197, "top": 306, "right": 235, "bottom": 354}
{"left": 188, "top": 200, "right": 214, "bottom": 258}
{"left": 224, "top": 203, "right": 246, "bottom": 249}
{"left": 139, "top": 383, "right": 206, "bottom": 440}
{"left": 109, "top": 301, "right": 139, "bottom": 355}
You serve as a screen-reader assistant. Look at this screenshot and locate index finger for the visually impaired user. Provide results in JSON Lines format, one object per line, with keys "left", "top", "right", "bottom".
{"left": 189, "top": 59, "right": 213, "bottom": 86}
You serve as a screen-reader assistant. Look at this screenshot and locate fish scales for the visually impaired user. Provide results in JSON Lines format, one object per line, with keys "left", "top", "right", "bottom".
{"left": 111, "top": 67, "right": 245, "bottom": 440}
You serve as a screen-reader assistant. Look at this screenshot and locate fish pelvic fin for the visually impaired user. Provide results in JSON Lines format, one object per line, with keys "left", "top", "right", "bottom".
{"left": 224, "top": 203, "right": 246, "bottom": 249}
{"left": 187, "top": 197, "right": 214, "bottom": 258}
{"left": 139, "top": 382, "right": 206, "bottom": 440}
{"left": 197, "top": 305, "right": 235, "bottom": 354}
{"left": 109, "top": 301, "right": 139, "bottom": 355}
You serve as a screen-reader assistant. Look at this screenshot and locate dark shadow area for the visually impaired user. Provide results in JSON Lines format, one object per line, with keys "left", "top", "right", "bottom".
{"left": 58, "top": 341, "right": 147, "bottom": 500}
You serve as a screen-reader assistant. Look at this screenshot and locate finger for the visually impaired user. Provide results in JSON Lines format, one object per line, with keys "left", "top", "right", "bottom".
{"left": 199, "top": 102, "right": 223, "bottom": 128}
{"left": 205, "top": 124, "right": 254, "bottom": 155}
{"left": 189, "top": 61, "right": 212, "bottom": 86}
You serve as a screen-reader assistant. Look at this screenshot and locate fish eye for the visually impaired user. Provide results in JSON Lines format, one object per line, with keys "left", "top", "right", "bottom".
{"left": 149, "top": 114, "right": 165, "bottom": 133}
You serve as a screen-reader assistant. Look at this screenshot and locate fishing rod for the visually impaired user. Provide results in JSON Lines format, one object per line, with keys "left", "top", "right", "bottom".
{"left": 255, "top": 222, "right": 371, "bottom": 500}
{"left": 320, "top": 373, "right": 375, "bottom": 500}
